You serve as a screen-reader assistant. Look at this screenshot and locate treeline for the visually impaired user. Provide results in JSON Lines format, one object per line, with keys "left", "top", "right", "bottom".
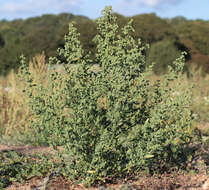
{"left": 0, "top": 12, "right": 209, "bottom": 76}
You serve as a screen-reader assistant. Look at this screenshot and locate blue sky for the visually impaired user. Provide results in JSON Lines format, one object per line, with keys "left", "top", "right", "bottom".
{"left": 0, "top": 0, "right": 209, "bottom": 21}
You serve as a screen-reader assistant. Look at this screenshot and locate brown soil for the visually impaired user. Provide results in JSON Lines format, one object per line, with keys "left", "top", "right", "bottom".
{"left": 0, "top": 144, "right": 63, "bottom": 155}
{"left": 4, "top": 172, "right": 209, "bottom": 190}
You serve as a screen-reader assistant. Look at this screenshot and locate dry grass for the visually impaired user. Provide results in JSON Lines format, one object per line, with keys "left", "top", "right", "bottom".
{"left": 0, "top": 52, "right": 51, "bottom": 137}
{"left": 0, "top": 69, "right": 31, "bottom": 136}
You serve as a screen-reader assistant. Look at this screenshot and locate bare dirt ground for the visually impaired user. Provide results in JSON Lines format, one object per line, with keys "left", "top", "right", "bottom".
{"left": 3, "top": 171, "right": 209, "bottom": 190}
{"left": 1, "top": 123, "right": 209, "bottom": 190}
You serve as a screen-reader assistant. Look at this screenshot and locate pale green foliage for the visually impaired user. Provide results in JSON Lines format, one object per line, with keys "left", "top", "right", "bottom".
{"left": 18, "top": 6, "right": 200, "bottom": 185}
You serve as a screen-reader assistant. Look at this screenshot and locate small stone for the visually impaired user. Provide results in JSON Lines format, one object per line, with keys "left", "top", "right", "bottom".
{"left": 203, "top": 179, "right": 209, "bottom": 190}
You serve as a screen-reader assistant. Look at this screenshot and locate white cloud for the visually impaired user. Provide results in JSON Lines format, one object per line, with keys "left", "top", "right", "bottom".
{"left": 142, "top": 0, "right": 163, "bottom": 7}
{"left": 0, "top": 0, "right": 82, "bottom": 19}
{"left": 121, "top": 0, "right": 182, "bottom": 8}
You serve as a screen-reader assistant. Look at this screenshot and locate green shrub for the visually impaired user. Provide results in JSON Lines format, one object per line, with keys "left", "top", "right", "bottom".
{"left": 18, "top": 6, "right": 201, "bottom": 185}
{"left": 146, "top": 40, "right": 182, "bottom": 75}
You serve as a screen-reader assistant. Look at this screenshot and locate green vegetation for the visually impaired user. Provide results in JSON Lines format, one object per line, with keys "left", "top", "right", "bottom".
{"left": 0, "top": 14, "right": 97, "bottom": 76}
{"left": 0, "top": 151, "right": 56, "bottom": 188}
{"left": 0, "top": 9, "right": 209, "bottom": 76}
{"left": 147, "top": 40, "right": 182, "bottom": 74}
{"left": 131, "top": 13, "right": 177, "bottom": 43}
{"left": 170, "top": 18, "right": 209, "bottom": 74}
{"left": 1, "top": 7, "right": 208, "bottom": 188}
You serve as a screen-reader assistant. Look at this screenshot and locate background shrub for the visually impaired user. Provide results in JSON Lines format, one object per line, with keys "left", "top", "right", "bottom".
{"left": 146, "top": 40, "right": 182, "bottom": 74}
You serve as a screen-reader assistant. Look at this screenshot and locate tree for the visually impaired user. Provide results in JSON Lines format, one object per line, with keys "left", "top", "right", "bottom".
{"left": 0, "top": 34, "right": 5, "bottom": 47}
{"left": 130, "top": 13, "right": 177, "bottom": 44}
{"left": 147, "top": 40, "right": 182, "bottom": 74}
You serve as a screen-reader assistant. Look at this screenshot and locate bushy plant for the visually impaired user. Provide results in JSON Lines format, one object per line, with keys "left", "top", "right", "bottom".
{"left": 146, "top": 40, "right": 182, "bottom": 74}
{"left": 18, "top": 6, "right": 200, "bottom": 185}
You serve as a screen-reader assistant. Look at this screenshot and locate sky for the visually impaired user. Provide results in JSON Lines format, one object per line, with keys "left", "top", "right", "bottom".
{"left": 0, "top": 0, "right": 209, "bottom": 21}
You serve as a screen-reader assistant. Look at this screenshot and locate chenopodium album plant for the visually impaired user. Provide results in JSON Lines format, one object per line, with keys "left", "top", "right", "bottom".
{"left": 18, "top": 6, "right": 201, "bottom": 184}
